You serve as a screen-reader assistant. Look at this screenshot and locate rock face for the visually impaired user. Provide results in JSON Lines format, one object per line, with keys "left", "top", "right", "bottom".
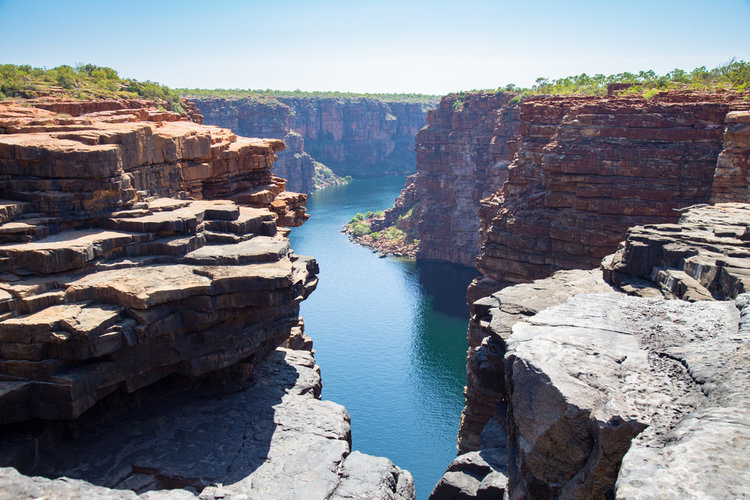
{"left": 438, "top": 203, "right": 750, "bottom": 499}
{"left": 1, "top": 348, "right": 415, "bottom": 499}
{"left": 603, "top": 202, "right": 750, "bottom": 300}
{"left": 0, "top": 101, "right": 308, "bottom": 227}
{"left": 477, "top": 92, "right": 750, "bottom": 283}
{"left": 0, "top": 98, "right": 414, "bottom": 499}
{"left": 505, "top": 292, "right": 749, "bottom": 499}
{"left": 188, "top": 98, "right": 317, "bottom": 194}
{"left": 415, "top": 92, "right": 521, "bottom": 266}
{"left": 193, "top": 96, "right": 436, "bottom": 190}
{"left": 711, "top": 110, "right": 750, "bottom": 203}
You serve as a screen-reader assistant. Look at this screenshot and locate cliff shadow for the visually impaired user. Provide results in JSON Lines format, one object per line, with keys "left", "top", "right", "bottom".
{"left": 413, "top": 260, "right": 479, "bottom": 319}
{"left": 13, "top": 348, "right": 304, "bottom": 495}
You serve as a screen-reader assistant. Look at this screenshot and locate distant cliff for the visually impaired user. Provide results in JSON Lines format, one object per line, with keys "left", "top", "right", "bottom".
{"left": 192, "top": 96, "right": 436, "bottom": 192}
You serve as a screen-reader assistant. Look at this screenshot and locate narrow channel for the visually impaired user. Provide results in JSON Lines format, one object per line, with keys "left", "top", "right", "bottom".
{"left": 288, "top": 176, "right": 478, "bottom": 499}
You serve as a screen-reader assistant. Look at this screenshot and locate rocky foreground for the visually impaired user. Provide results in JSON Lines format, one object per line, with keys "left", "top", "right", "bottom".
{"left": 0, "top": 98, "right": 413, "bottom": 499}
{"left": 434, "top": 203, "right": 750, "bottom": 499}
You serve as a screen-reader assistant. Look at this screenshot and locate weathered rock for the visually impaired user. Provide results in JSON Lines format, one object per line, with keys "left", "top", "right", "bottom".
{"left": 0, "top": 197, "right": 317, "bottom": 423}
{"left": 415, "top": 93, "right": 521, "bottom": 266}
{"left": 477, "top": 92, "right": 750, "bottom": 283}
{"left": 431, "top": 418, "right": 509, "bottom": 500}
{"left": 711, "top": 110, "right": 750, "bottom": 203}
{"left": 458, "top": 269, "right": 615, "bottom": 453}
{"left": 0, "top": 100, "right": 308, "bottom": 227}
{"left": 603, "top": 202, "right": 750, "bottom": 300}
{"left": 2, "top": 348, "right": 414, "bottom": 500}
{"left": 504, "top": 292, "right": 749, "bottom": 499}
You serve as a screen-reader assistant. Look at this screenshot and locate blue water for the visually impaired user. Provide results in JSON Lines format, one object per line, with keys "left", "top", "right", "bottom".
{"left": 288, "top": 176, "right": 478, "bottom": 499}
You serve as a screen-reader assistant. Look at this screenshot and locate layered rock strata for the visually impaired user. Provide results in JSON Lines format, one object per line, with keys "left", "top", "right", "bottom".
{"left": 477, "top": 91, "right": 750, "bottom": 283}
{"left": 603, "top": 202, "right": 750, "bottom": 300}
{"left": 0, "top": 101, "right": 308, "bottom": 227}
{"left": 437, "top": 203, "right": 750, "bottom": 499}
{"left": 415, "top": 92, "right": 521, "bottom": 266}
{"left": 1, "top": 348, "right": 414, "bottom": 499}
{"left": 0, "top": 98, "right": 414, "bottom": 498}
{"left": 193, "top": 96, "right": 435, "bottom": 190}
{"left": 188, "top": 98, "right": 317, "bottom": 194}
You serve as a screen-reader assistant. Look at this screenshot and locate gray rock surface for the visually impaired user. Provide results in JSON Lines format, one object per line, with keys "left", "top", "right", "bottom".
{"left": 603, "top": 202, "right": 750, "bottom": 301}
{"left": 1, "top": 348, "right": 414, "bottom": 500}
{"left": 504, "top": 292, "right": 750, "bottom": 499}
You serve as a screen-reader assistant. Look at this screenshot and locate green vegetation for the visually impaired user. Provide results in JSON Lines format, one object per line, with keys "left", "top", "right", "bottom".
{"left": 178, "top": 87, "right": 440, "bottom": 104}
{"left": 447, "top": 60, "right": 750, "bottom": 103}
{"left": 313, "top": 162, "right": 351, "bottom": 190}
{"left": 0, "top": 64, "right": 185, "bottom": 112}
{"left": 526, "top": 60, "right": 750, "bottom": 95}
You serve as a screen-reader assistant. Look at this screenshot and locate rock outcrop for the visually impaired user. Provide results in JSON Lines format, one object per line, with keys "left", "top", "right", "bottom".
{"left": 0, "top": 100, "right": 308, "bottom": 227}
{"left": 193, "top": 96, "right": 436, "bottom": 191}
{"left": 477, "top": 91, "right": 750, "bottom": 283}
{"left": 415, "top": 92, "right": 521, "bottom": 266}
{"left": 0, "top": 98, "right": 414, "bottom": 499}
{"left": 436, "top": 203, "right": 750, "bottom": 499}
{"left": 188, "top": 98, "right": 318, "bottom": 194}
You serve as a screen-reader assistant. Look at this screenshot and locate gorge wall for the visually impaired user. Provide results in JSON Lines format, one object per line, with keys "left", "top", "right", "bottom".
{"left": 0, "top": 98, "right": 414, "bottom": 499}
{"left": 192, "top": 96, "right": 436, "bottom": 193}
{"left": 424, "top": 92, "right": 750, "bottom": 499}
{"left": 406, "top": 90, "right": 750, "bottom": 271}
{"left": 414, "top": 92, "right": 521, "bottom": 266}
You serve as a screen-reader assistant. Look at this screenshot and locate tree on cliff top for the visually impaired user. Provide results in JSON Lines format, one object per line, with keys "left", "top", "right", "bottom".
{"left": 0, "top": 64, "right": 184, "bottom": 112}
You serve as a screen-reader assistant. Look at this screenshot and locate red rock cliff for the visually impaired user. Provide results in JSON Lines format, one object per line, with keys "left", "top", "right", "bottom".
{"left": 189, "top": 98, "right": 317, "bottom": 194}
{"left": 193, "top": 96, "right": 436, "bottom": 189}
{"left": 477, "top": 91, "right": 750, "bottom": 284}
{"left": 415, "top": 92, "right": 521, "bottom": 266}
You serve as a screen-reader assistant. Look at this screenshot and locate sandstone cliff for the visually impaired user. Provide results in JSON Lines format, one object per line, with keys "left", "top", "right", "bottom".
{"left": 477, "top": 91, "right": 750, "bottom": 284}
{"left": 414, "top": 92, "right": 521, "bottom": 266}
{"left": 188, "top": 98, "right": 319, "bottom": 194}
{"left": 0, "top": 99, "right": 414, "bottom": 499}
{"left": 193, "top": 96, "right": 435, "bottom": 192}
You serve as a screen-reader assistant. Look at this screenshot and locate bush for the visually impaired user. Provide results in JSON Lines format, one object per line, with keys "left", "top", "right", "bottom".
{"left": 350, "top": 222, "right": 371, "bottom": 237}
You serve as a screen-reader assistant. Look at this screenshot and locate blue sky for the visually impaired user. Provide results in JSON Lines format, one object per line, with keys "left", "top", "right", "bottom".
{"left": 1, "top": 0, "right": 749, "bottom": 94}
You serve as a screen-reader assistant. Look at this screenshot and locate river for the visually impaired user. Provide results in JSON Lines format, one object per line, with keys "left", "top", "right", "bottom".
{"left": 288, "top": 176, "right": 478, "bottom": 499}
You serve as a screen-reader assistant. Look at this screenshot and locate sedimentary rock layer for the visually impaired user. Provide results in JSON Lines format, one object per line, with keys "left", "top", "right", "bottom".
{"left": 189, "top": 98, "right": 317, "bottom": 194}
{"left": 415, "top": 92, "right": 521, "bottom": 266}
{"left": 194, "top": 96, "right": 435, "bottom": 189}
{"left": 0, "top": 101, "right": 308, "bottom": 227}
{"left": 603, "top": 202, "right": 750, "bottom": 300}
{"left": 0, "top": 100, "right": 316, "bottom": 421}
{"left": 478, "top": 91, "right": 750, "bottom": 283}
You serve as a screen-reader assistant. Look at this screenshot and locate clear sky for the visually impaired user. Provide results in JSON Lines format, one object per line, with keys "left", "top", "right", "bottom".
{"left": 1, "top": 0, "right": 749, "bottom": 95}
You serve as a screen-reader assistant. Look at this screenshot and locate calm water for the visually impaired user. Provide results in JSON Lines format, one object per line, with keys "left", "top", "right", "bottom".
{"left": 288, "top": 176, "right": 477, "bottom": 499}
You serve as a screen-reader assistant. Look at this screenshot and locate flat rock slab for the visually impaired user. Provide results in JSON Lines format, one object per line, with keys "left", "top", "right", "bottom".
{"left": 13, "top": 348, "right": 413, "bottom": 500}
{"left": 504, "top": 292, "right": 750, "bottom": 499}
{"left": 183, "top": 236, "right": 289, "bottom": 265}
